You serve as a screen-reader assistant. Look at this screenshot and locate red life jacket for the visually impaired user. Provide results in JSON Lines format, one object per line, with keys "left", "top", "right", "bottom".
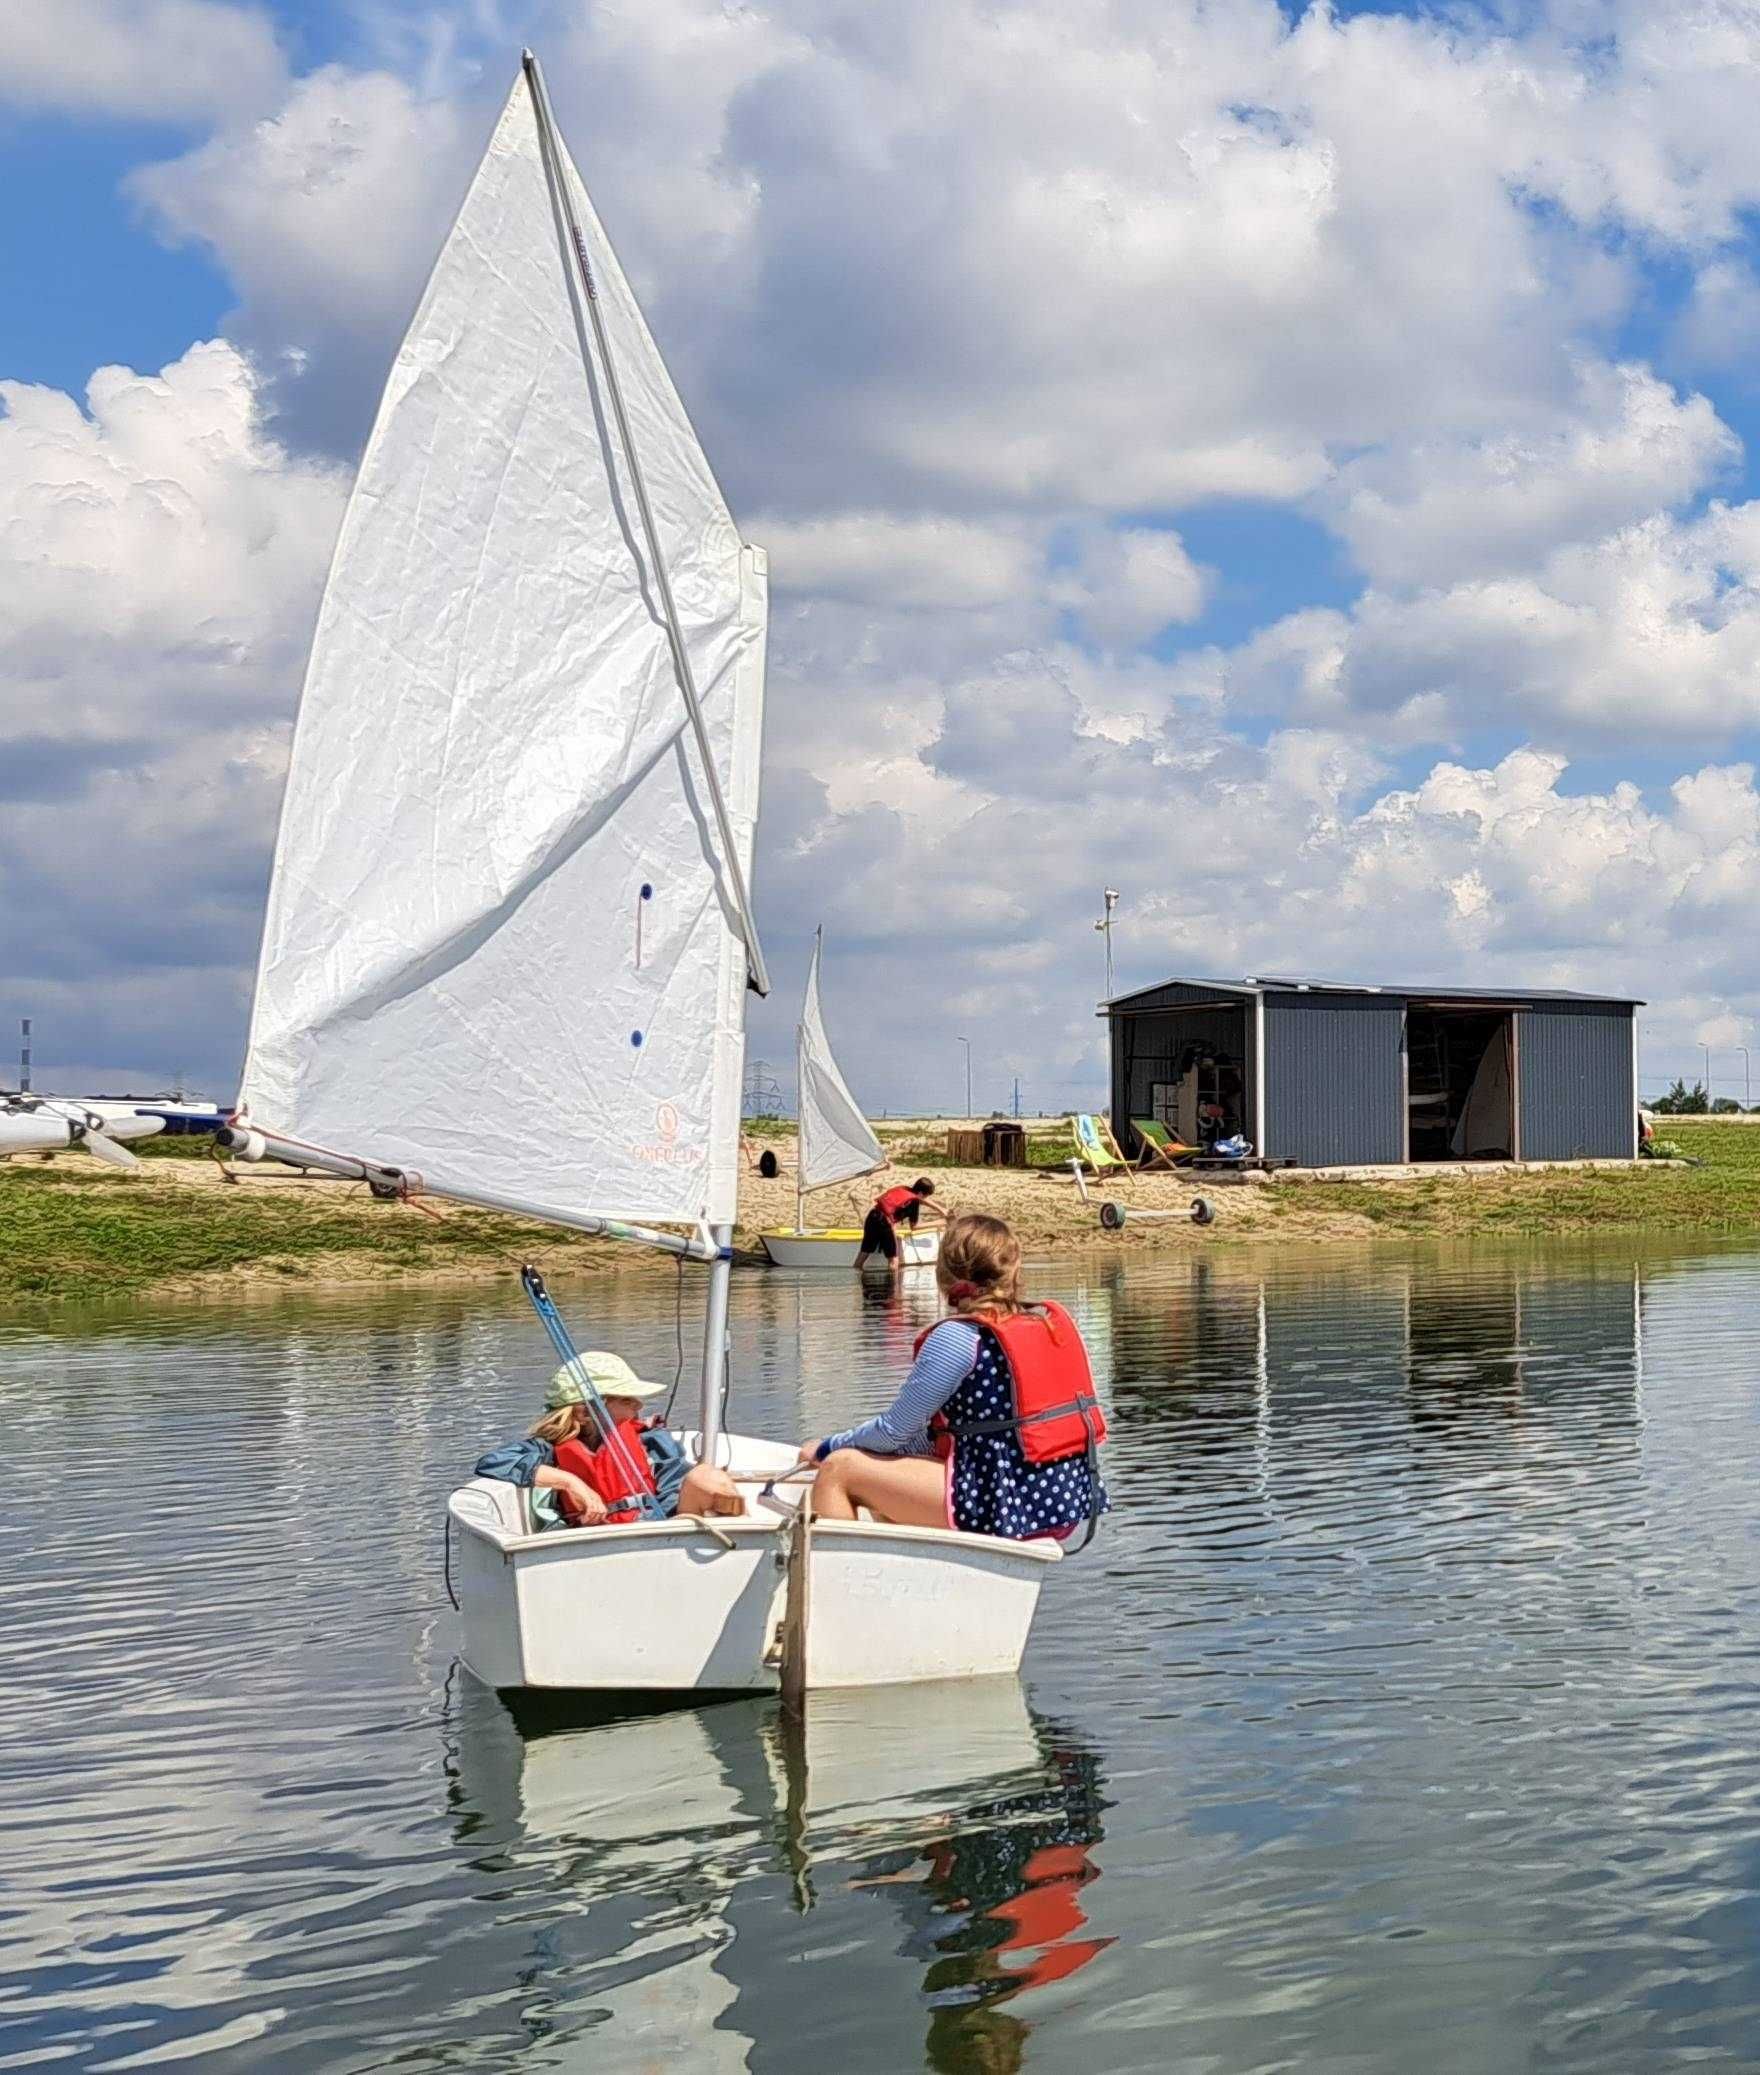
{"left": 877, "top": 1184, "right": 918, "bottom": 1220}
{"left": 919, "top": 1303, "right": 1107, "bottom": 1465}
{"left": 554, "top": 1418, "right": 658, "bottom": 1524}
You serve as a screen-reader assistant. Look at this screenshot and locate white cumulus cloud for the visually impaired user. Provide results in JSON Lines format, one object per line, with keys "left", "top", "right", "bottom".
{"left": 0, "top": 0, "right": 284, "bottom": 124}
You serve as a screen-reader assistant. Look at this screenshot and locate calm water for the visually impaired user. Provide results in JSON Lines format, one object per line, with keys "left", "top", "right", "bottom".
{"left": 3, "top": 1242, "right": 1759, "bottom": 2071}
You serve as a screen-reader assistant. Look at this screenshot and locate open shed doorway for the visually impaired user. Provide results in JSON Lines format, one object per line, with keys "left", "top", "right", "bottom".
{"left": 1406, "top": 1007, "right": 1516, "bottom": 1161}
{"left": 1115, "top": 999, "right": 1253, "bottom": 1156}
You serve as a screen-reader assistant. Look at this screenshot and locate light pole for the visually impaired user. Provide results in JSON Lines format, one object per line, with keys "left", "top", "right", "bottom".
{"left": 1093, "top": 888, "right": 1119, "bottom": 1000}
{"left": 957, "top": 1036, "right": 972, "bottom": 1118}
{"left": 1703, "top": 1044, "right": 1712, "bottom": 1104}
{"left": 1744, "top": 1046, "right": 1752, "bottom": 1111}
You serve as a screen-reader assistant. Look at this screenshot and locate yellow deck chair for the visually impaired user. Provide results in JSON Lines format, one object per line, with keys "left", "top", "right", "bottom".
{"left": 1073, "top": 1113, "right": 1133, "bottom": 1178}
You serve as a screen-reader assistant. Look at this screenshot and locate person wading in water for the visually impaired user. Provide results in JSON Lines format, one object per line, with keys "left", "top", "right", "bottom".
{"left": 854, "top": 1176, "right": 945, "bottom": 1274}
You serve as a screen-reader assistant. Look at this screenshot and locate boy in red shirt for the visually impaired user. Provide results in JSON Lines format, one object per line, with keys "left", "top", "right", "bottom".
{"left": 855, "top": 1175, "right": 945, "bottom": 1273}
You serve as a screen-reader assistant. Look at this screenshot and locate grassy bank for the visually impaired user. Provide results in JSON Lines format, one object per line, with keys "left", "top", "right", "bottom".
{"left": 0, "top": 1118, "right": 1756, "bottom": 1304}
{"left": 0, "top": 1149, "right": 617, "bottom": 1302}
{"left": 1260, "top": 1118, "right": 1760, "bottom": 1239}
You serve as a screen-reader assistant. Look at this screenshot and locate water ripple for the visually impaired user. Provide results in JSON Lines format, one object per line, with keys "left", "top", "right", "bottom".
{"left": 1, "top": 1245, "right": 1759, "bottom": 2068}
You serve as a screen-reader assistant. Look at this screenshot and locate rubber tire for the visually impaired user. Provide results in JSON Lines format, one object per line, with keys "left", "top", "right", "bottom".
{"left": 1099, "top": 1200, "right": 1125, "bottom": 1231}
{"left": 1190, "top": 1197, "right": 1215, "bottom": 1226}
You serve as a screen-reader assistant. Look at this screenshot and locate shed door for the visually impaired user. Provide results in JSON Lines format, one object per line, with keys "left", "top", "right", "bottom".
{"left": 1517, "top": 1006, "right": 1635, "bottom": 1160}
{"left": 1262, "top": 996, "right": 1405, "bottom": 1167}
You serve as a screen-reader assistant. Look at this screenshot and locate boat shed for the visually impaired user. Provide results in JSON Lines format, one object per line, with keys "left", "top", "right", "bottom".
{"left": 1103, "top": 976, "right": 1642, "bottom": 1169}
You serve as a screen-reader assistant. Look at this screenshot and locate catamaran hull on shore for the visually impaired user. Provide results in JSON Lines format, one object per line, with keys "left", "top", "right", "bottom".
{"left": 0, "top": 1111, "right": 164, "bottom": 1158}
{"left": 760, "top": 1228, "right": 941, "bottom": 1269}
{"left": 447, "top": 1431, "right": 1056, "bottom": 1694}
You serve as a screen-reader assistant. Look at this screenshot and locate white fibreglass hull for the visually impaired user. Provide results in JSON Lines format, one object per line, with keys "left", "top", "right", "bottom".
{"left": 448, "top": 1430, "right": 1056, "bottom": 1694}
{"left": 0, "top": 1111, "right": 165, "bottom": 1156}
{"left": 760, "top": 1228, "right": 941, "bottom": 1268}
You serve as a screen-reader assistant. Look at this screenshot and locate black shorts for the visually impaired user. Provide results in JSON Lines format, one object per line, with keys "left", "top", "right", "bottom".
{"left": 860, "top": 1207, "right": 899, "bottom": 1257}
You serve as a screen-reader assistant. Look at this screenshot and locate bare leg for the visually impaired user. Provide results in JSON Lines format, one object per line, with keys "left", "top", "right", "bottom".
{"left": 678, "top": 1464, "right": 744, "bottom": 1517}
{"left": 813, "top": 1449, "right": 947, "bottom": 1527}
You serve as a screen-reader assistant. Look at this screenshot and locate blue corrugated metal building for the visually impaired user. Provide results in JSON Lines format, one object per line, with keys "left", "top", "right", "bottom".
{"left": 1104, "top": 976, "right": 1641, "bottom": 1168}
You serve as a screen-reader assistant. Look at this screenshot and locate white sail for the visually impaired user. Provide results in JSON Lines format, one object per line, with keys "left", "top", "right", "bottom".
{"left": 797, "top": 931, "right": 884, "bottom": 1194}
{"left": 237, "top": 66, "right": 766, "bottom": 1227}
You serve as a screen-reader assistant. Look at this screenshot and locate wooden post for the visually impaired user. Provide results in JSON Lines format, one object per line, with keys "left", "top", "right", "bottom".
{"left": 779, "top": 1487, "right": 813, "bottom": 1717}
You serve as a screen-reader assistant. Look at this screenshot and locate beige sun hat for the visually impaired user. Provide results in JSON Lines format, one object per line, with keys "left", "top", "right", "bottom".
{"left": 546, "top": 1352, "right": 668, "bottom": 1410}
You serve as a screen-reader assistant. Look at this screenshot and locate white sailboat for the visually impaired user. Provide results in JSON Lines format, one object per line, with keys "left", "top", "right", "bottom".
{"left": 222, "top": 54, "right": 1059, "bottom": 1695}
{"left": 0, "top": 1096, "right": 163, "bottom": 1164}
{"left": 760, "top": 928, "right": 939, "bottom": 1268}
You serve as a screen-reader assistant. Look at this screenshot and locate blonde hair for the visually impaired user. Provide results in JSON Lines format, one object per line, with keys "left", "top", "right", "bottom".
{"left": 528, "top": 1394, "right": 646, "bottom": 1448}
{"left": 528, "top": 1403, "right": 594, "bottom": 1447}
{"left": 937, "top": 1213, "right": 1027, "bottom": 1321}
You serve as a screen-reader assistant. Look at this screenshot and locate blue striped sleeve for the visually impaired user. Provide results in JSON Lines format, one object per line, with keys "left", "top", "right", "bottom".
{"left": 819, "top": 1321, "right": 982, "bottom": 1458}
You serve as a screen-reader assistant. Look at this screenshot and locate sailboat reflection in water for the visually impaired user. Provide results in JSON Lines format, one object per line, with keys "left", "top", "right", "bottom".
{"left": 855, "top": 1739, "right": 1113, "bottom": 2072}
{"left": 442, "top": 1676, "right": 1110, "bottom": 2067}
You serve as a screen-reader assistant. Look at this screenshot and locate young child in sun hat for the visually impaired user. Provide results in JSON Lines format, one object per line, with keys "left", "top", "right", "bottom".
{"left": 475, "top": 1350, "right": 744, "bottom": 1526}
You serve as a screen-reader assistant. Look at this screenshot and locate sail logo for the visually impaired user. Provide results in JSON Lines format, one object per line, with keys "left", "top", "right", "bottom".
{"left": 633, "top": 1100, "right": 703, "bottom": 1167}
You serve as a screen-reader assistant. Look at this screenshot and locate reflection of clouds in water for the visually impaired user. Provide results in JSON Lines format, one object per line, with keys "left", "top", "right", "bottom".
{"left": 7, "top": 1250, "right": 1760, "bottom": 2069}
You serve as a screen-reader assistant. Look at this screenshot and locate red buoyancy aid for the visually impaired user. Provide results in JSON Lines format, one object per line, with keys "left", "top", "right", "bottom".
{"left": 877, "top": 1184, "right": 918, "bottom": 1220}
{"left": 554, "top": 1418, "right": 658, "bottom": 1524}
{"left": 919, "top": 1302, "right": 1107, "bottom": 1465}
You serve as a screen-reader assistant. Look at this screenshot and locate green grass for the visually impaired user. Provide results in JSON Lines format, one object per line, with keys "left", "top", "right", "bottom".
{"left": 1303, "top": 1119, "right": 1760, "bottom": 1238}
{"left": 134, "top": 1132, "right": 225, "bottom": 1160}
{"left": 0, "top": 1163, "right": 600, "bottom": 1302}
{"left": 874, "top": 1121, "right": 1079, "bottom": 1170}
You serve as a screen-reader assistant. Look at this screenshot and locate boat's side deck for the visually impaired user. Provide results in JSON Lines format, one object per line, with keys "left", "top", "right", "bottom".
{"left": 447, "top": 1474, "right": 1062, "bottom": 1565}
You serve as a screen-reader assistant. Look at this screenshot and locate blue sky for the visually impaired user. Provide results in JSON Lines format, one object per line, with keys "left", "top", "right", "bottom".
{"left": 3, "top": 0, "right": 1760, "bottom": 1110}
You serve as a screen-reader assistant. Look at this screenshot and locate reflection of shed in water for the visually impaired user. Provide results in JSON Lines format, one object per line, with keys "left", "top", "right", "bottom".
{"left": 445, "top": 1678, "right": 1107, "bottom": 2069}
{"left": 1097, "top": 1255, "right": 1642, "bottom": 1504}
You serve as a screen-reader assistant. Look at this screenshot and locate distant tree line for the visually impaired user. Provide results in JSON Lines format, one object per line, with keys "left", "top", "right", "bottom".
{"left": 1650, "top": 1081, "right": 1759, "bottom": 1114}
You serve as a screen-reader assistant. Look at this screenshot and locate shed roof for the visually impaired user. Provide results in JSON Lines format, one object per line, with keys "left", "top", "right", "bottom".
{"left": 1104, "top": 974, "right": 1643, "bottom": 1009}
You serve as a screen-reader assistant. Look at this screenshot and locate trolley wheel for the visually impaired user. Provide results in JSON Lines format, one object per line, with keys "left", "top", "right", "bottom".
{"left": 1190, "top": 1197, "right": 1216, "bottom": 1226}
{"left": 1099, "top": 1200, "right": 1126, "bottom": 1231}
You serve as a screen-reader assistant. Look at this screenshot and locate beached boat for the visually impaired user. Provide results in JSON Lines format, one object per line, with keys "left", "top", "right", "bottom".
{"left": 223, "top": 53, "right": 1059, "bottom": 1696}
{"left": 0, "top": 1098, "right": 163, "bottom": 1164}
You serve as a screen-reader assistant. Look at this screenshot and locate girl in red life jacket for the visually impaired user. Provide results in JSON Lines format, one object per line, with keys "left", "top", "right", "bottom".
{"left": 474, "top": 1352, "right": 744, "bottom": 1526}
{"left": 798, "top": 1214, "right": 1109, "bottom": 1540}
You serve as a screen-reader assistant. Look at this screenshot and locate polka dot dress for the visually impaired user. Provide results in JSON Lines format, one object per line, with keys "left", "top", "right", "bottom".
{"left": 945, "top": 1328, "right": 1108, "bottom": 1541}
